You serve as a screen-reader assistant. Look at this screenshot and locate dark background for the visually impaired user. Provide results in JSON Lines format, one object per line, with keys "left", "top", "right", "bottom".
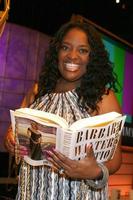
{"left": 7, "top": 0, "right": 133, "bottom": 44}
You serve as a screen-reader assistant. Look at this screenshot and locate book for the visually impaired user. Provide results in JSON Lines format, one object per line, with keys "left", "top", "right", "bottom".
{"left": 10, "top": 108, "right": 126, "bottom": 166}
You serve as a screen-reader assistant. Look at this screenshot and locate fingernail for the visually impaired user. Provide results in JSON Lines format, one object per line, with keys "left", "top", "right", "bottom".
{"left": 47, "top": 157, "right": 52, "bottom": 161}
{"left": 51, "top": 147, "right": 56, "bottom": 152}
{"left": 21, "top": 150, "right": 29, "bottom": 155}
{"left": 88, "top": 143, "right": 92, "bottom": 148}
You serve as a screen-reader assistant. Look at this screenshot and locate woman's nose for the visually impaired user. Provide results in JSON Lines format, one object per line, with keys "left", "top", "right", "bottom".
{"left": 68, "top": 49, "right": 78, "bottom": 59}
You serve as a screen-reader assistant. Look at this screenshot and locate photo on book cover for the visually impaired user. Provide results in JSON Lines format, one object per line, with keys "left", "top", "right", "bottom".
{"left": 15, "top": 117, "right": 57, "bottom": 161}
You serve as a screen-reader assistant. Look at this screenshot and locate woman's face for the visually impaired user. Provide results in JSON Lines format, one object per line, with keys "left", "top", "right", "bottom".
{"left": 58, "top": 28, "right": 90, "bottom": 84}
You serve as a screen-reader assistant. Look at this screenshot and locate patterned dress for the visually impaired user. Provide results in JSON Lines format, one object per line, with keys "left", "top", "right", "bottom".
{"left": 16, "top": 90, "right": 108, "bottom": 200}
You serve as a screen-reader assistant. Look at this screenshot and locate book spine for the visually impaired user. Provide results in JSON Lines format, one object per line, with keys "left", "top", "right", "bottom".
{"left": 56, "top": 128, "right": 73, "bottom": 158}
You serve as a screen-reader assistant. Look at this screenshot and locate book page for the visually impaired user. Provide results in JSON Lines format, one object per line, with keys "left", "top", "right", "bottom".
{"left": 14, "top": 108, "right": 69, "bottom": 129}
{"left": 69, "top": 111, "right": 122, "bottom": 131}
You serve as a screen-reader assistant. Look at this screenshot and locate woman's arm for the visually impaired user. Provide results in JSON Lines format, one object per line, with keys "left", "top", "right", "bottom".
{"left": 97, "top": 90, "right": 122, "bottom": 175}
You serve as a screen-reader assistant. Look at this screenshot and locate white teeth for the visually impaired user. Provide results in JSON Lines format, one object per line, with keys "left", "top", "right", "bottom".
{"left": 64, "top": 63, "right": 79, "bottom": 71}
{"left": 66, "top": 63, "right": 79, "bottom": 67}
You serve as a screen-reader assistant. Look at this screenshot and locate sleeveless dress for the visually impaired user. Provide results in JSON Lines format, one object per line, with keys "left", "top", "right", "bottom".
{"left": 16, "top": 90, "right": 108, "bottom": 200}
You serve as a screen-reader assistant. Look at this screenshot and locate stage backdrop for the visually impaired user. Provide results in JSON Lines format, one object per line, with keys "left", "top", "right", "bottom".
{"left": 0, "top": 23, "right": 50, "bottom": 151}
{"left": 103, "top": 36, "right": 133, "bottom": 122}
{"left": 0, "top": 23, "right": 133, "bottom": 151}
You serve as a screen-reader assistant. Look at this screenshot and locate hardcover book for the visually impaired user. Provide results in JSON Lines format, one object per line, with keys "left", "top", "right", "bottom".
{"left": 10, "top": 108, "right": 126, "bottom": 166}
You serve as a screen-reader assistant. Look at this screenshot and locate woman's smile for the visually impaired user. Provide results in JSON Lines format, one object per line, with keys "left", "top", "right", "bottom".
{"left": 64, "top": 62, "right": 80, "bottom": 72}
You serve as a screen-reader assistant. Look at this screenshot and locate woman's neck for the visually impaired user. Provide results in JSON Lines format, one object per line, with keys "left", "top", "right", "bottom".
{"left": 54, "top": 78, "right": 80, "bottom": 93}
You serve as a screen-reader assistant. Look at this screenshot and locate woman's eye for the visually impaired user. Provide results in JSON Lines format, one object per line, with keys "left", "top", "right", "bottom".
{"left": 79, "top": 49, "right": 89, "bottom": 54}
{"left": 61, "top": 45, "right": 69, "bottom": 51}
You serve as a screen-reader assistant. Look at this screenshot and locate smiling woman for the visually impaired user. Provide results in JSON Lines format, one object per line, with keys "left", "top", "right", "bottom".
{"left": 57, "top": 27, "right": 90, "bottom": 91}
{"left": 4, "top": 20, "right": 123, "bottom": 200}
{"left": 0, "top": 0, "right": 10, "bottom": 37}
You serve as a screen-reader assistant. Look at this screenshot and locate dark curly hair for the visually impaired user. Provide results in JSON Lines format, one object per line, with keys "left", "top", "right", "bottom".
{"left": 36, "top": 21, "right": 120, "bottom": 114}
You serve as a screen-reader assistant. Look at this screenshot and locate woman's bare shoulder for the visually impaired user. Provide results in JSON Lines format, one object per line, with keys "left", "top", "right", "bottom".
{"left": 97, "top": 89, "right": 122, "bottom": 115}
{"left": 21, "top": 82, "right": 38, "bottom": 107}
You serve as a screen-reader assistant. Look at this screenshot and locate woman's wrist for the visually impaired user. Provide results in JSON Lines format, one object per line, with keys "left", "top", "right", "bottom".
{"left": 84, "top": 163, "right": 109, "bottom": 189}
{"left": 94, "top": 164, "right": 103, "bottom": 180}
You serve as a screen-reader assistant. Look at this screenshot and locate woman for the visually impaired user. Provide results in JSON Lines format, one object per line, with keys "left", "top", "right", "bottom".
{"left": 28, "top": 121, "right": 42, "bottom": 160}
{"left": 4, "top": 20, "right": 122, "bottom": 200}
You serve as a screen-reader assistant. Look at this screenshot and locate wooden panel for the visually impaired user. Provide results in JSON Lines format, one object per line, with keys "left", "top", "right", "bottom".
{"left": 109, "top": 151, "right": 133, "bottom": 197}
{"left": 109, "top": 175, "right": 132, "bottom": 185}
{"left": 109, "top": 185, "right": 132, "bottom": 196}
{"left": 122, "top": 152, "right": 133, "bottom": 164}
{"left": 116, "top": 164, "right": 133, "bottom": 175}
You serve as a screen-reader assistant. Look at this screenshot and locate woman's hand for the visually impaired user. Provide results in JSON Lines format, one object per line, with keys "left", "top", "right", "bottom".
{"left": 4, "top": 127, "right": 15, "bottom": 155}
{"left": 4, "top": 127, "right": 29, "bottom": 157}
{"left": 47, "top": 144, "right": 102, "bottom": 180}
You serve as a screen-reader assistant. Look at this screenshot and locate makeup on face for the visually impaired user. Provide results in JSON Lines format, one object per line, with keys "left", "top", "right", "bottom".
{"left": 58, "top": 28, "right": 90, "bottom": 84}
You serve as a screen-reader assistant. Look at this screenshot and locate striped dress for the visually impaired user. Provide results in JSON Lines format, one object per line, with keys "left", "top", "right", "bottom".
{"left": 16, "top": 90, "right": 108, "bottom": 200}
